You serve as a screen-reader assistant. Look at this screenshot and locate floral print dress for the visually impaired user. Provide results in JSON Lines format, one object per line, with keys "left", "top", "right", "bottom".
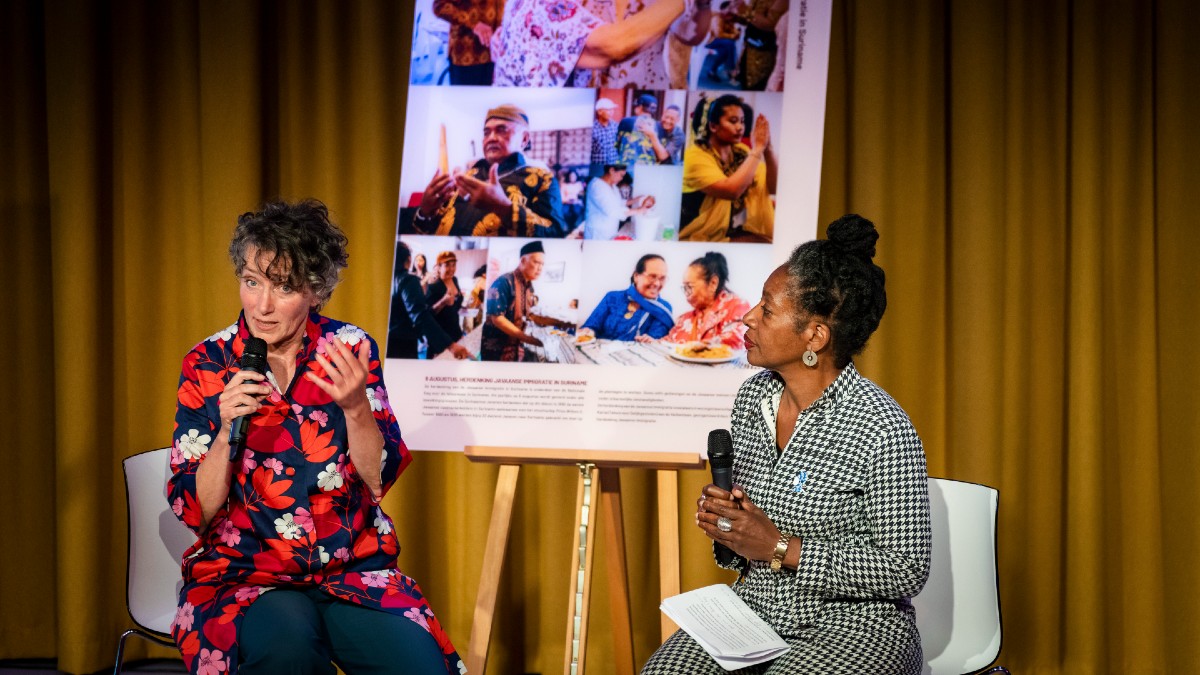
{"left": 168, "top": 313, "right": 462, "bottom": 674}
{"left": 491, "top": 0, "right": 602, "bottom": 86}
{"left": 491, "top": 0, "right": 671, "bottom": 88}
{"left": 665, "top": 290, "right": 751, "bottom": 349}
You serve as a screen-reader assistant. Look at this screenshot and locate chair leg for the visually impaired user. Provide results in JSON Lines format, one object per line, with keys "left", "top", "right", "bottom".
{"left": 113, "top": 629, "right": 137, "bottom": 675}
{"left": 113, "top": 627, "right": 177, "bottom": 675}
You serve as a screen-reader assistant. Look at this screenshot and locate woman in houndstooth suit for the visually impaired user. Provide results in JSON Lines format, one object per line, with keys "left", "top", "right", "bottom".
{"left": 643, "top": 214, "right": 932, "bottom": 674}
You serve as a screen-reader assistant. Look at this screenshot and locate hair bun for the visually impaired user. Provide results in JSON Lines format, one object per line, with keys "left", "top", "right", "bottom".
{"left": 827, "top": 214, "right": 879, "bottom": 261}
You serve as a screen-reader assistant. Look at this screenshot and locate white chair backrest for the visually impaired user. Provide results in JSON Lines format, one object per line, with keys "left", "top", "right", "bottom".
{"left": 914, "top": 478, "right": 1002, "bottom": 675}
{"left": 123, "top": 448, "right": 194, "bottom": 636}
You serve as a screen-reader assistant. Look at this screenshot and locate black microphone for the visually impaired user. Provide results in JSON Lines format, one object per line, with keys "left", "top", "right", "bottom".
{"left": 708, "top": 428, "right": 738, "bottom": 568}
{"left": 228, "top": 337, "right": 268, "bottom": 455}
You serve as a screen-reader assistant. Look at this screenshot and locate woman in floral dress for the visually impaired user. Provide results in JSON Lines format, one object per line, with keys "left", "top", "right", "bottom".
{"left": 491, "top": 0, "right": 707, "bottom": 88}
{"left": 664, "top": 251, "right": 751, "bottom": 349}
{"left": 167, "top": 199, "right": 462, "bottom": 674}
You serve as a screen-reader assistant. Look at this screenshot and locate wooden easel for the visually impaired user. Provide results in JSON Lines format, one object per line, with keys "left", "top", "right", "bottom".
{"left": 463, "top": 446, "right": 704, "bottom": 675}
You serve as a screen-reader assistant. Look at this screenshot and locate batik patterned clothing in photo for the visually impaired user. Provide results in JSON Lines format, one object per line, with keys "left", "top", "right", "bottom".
{"left": 491, "top": 0, "right": 673, "bottom": 88}
{"left": 617, "top": 115, "right": 662, "bottom": 165}
{"left": 417, "top": 153, "right": 567, "bottom": 238}
{"left": 643, "top": 363, "right": 931, "bottom": 674}
{"left": 432, "top": 0, "right": 504, "bottom": 68}
{"left": 664, "top": 290, "right": 750, "bottom": 349}
{"left": 168, "top": 313, "right": 462, "bottom": 674}
{"left": 570, "top": 0, "right": 671, "bottom": 88}
{"left": 491, "top": 0, "right": 602, "bottom": 86}
{"left": 481, "top": 269, "right": 535, "bottom": 361}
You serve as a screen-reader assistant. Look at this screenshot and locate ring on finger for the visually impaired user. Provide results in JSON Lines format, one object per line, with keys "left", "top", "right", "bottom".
{"left": 716, "top": 516, "right": 733, "bottom": 533}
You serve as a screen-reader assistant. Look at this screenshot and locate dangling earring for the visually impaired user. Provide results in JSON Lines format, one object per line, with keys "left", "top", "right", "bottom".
{"left": 802, "top": 349, "right": 818, "bottom": 367}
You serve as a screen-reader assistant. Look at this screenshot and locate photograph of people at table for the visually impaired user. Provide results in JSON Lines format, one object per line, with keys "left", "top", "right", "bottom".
{"left": 397, "top": 87, "right": 597, "bottom": 237}
{"left": 579, "top": 252, "right": 675, "bottom": 342}
{"left": 573, "top": 240, "right": 769, "bottom": 367}
{"left": 680, "top": 90, "right": 782, "bottom": 243}
{"left": 687, "top": 0, "right": 790, "bottom": 91}
{"left": 663, "top": 250, "right": 752, "bottom": 349}
{"left": 481, "top": 239, "right": 582, "bottom": 363}
{"left": 386, "top": 236, "right": 487, "bottom": 360}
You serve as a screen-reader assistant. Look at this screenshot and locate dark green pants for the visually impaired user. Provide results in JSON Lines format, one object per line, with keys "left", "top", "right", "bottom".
{"left": 239, "top": 586, "right": 450, "bottom": 674}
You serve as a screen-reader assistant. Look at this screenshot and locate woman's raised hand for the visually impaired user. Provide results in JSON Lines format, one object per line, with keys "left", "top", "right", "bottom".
{"left": 751, "top": 114, "right": 771, "bottom": 156}
{"left": 306, "top": 339, "right": 372, "bottom": 413}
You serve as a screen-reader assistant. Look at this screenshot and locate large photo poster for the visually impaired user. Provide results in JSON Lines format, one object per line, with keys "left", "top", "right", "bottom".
{"left": 389, "top": 0, "right": 832, "bottom": 453}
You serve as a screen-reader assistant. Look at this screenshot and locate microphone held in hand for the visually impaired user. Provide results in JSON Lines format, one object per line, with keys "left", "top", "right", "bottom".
{"left": 708, "top": 428, "right": 738, "bottom": 567}
{"left": 228, "top": 337, "right": 268, "bottom": 455}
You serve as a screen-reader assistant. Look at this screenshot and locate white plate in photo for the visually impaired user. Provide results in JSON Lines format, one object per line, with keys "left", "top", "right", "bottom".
{"left": 668, "top": 343, "right": 740, "bottom": 364}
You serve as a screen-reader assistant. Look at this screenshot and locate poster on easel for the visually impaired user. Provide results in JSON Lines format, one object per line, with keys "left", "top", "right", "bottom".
{"left": 386, "top": 0, "right": 832, "bottom": 454}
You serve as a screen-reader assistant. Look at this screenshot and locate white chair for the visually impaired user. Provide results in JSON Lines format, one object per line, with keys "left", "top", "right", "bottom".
{"left": 913, "top": 478, "right": 1010, "bottom": 675}
{"left": 113, "top": 447, "right": 194, "bottom": 674}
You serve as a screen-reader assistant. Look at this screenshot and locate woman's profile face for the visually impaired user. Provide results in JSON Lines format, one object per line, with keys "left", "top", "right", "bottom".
{"left": 682, "top": 264, "right": 718, "bottom": 309}
{"left": 742, "top": 265, "right": 813, "bottom": 370}
{"left": 708, "top": 104, "right": 746, "bottom": 145}
{"left": 633, "top": 258, "right": 668, "bottom": 299}
{"left": 239, "top": 245, "right": 319, "bottom": 350}
{"left": 414, "top": 254, "right": 426, "bottom": 270}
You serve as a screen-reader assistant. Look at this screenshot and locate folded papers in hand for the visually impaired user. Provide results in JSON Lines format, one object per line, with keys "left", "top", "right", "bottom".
{"left": 659, "top": 584, "right": 790, "bottom": 670}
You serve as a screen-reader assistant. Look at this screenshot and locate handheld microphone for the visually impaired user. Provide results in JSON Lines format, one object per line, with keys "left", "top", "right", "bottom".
{"left": 228, "top": 337, "right": 268, "bottom": 455}
{"left": 707, "top": 428, "right": 738, "bottom": 568}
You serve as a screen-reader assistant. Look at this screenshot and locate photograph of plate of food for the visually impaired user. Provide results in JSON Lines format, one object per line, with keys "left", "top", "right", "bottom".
{"left": 668, "top": 342, "right": 740, "bottom": 364}
{"left": 575, "top": 333, "right": 596, "bottom": 345}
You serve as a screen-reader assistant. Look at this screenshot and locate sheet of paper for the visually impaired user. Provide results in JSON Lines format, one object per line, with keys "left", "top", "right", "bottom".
{"left": 660, "top": 584, "right": 790, "bottom": 670}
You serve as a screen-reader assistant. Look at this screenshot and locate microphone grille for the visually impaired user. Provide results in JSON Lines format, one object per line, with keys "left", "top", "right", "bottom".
{"left": 241, "top": 337, "right": 268, "bottom": 371}
{"left": 707, "top": 429, "right": 734, "bottom": 468}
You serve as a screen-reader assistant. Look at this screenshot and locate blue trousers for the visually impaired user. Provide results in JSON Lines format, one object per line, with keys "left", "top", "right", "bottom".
{"left": 239, "top": 587, "right": 450, "bottom": 674}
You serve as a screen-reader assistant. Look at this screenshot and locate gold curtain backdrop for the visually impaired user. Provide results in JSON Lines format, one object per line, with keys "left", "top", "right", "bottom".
{"left": 2, "top": 1, "right": 1197, "bottom": 673}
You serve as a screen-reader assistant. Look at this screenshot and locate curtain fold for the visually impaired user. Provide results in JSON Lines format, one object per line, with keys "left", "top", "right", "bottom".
{"left": 3, "top": 1, "right": 1197, "bottom": 672}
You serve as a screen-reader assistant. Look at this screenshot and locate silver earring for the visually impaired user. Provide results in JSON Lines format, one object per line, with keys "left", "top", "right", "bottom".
{"left": 802, "top": 349, "right": 818, "bottom": 367}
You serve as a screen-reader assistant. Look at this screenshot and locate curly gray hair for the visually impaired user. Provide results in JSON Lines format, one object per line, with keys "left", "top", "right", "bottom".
{"left": 229, "top": 199, "right": 349, "bottom": 309}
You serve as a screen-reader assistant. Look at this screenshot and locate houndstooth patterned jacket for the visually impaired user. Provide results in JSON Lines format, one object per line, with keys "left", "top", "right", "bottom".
{"left": 723, "top": 363, "right": 932, "bottom": 637}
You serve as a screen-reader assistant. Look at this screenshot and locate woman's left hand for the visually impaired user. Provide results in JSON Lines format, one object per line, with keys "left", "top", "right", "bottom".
{"left": 751, "top": 114, "right": 771, "bottom": 155}
{"left": 306, "top": 339, "right": 372, "bottom": 413}
{"left": 697, "top": 484, "right": 781, "bottom": 561}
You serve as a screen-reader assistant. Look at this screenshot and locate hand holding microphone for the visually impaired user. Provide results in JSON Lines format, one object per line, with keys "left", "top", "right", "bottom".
{"left": 705, "top": 429, "right": 740, "bottom": 567}
{"left": 700, "top": 428, "right": 786, "bottom": 565}
{"left": 222, "top": 337, "right": 269, "bottom": 457}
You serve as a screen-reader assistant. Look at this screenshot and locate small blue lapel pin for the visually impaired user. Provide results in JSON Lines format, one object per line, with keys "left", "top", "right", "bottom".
{"left": 793, "top": 470, "right": 809, "bottom": 493}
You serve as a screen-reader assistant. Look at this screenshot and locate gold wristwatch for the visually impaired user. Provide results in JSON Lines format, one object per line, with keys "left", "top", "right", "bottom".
{"left": 770, "top": 535, "right": 789, "bottom": 571}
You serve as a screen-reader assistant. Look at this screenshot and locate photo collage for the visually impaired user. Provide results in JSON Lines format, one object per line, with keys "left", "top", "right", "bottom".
{"left": 392, "top": 0, "right": 791, "bottom": 367}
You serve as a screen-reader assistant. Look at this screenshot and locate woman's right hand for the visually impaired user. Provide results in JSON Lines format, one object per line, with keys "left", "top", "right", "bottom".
{"left": 217, "top": 370, "right": 271, "bottom": 429}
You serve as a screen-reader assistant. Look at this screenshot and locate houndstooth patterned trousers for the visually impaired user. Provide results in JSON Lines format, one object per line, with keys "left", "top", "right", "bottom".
{"left": 641, "top": 607, "right": 922, "bottom": 675}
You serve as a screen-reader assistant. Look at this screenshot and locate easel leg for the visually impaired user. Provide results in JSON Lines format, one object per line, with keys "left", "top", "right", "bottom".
{"left": 564, "top": 463, "right": 600, "bottom": 675}
{"left": 466, "top": 464, "right": 520, "bottom": 675}
{"left": 599, "top": 467, "right": 635, "bottom": 675}
{"left": 656, "top": 469, "right": 681, "bottom": 641}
